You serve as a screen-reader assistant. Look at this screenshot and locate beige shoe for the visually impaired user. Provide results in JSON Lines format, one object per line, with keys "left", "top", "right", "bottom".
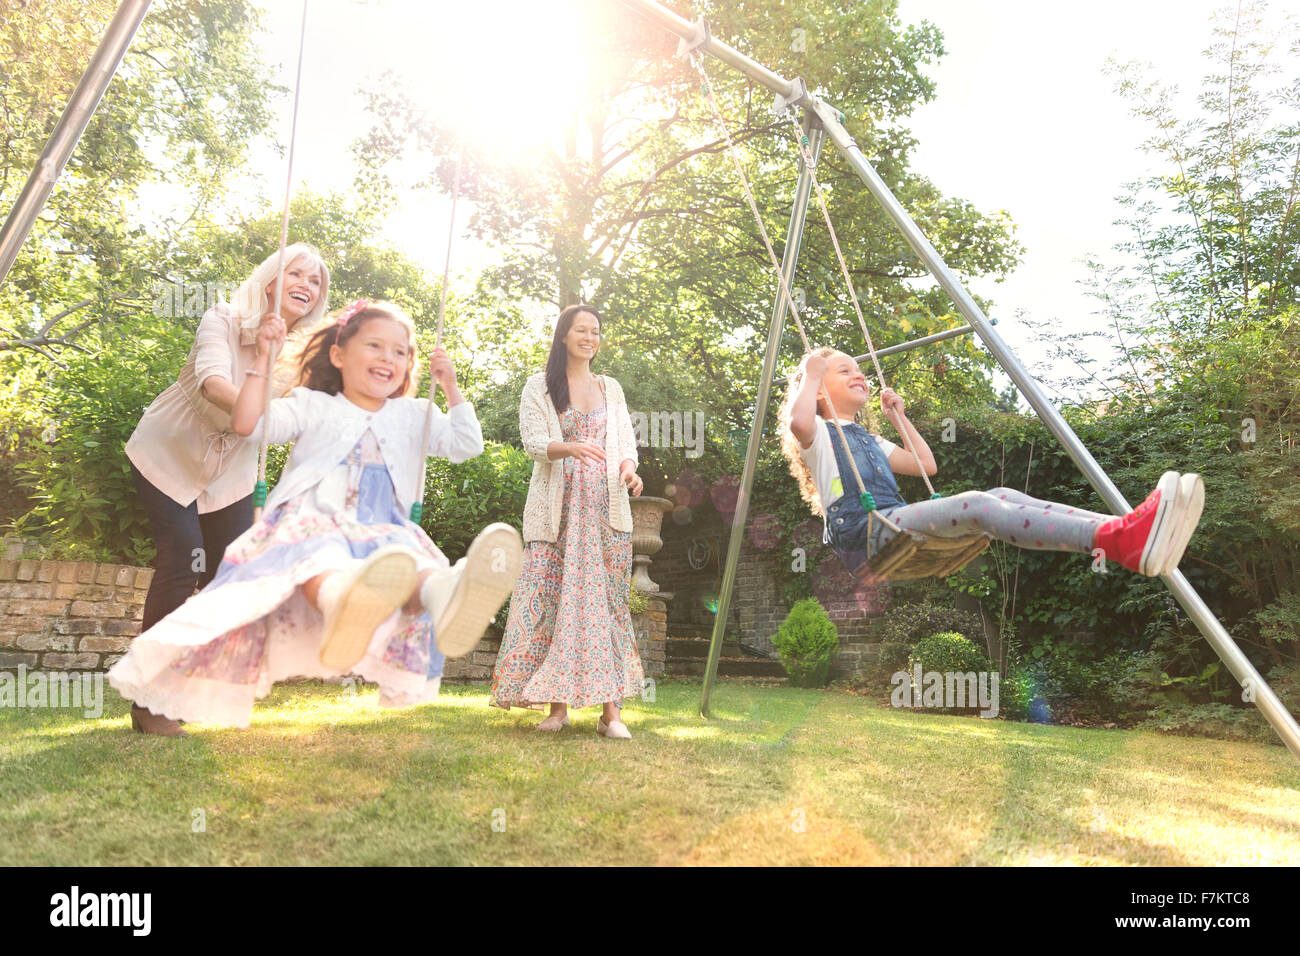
{"left": 422, "top": 523, "right": 523, "bottom": 659}
{"left": 596, "top": 717, "right": 632, "bottom": 739}
{"left": 537, "top": 713, "right": 570, "bottom": 732}
{"left": 318, "top": 546, "right": 420, "bottom": 670}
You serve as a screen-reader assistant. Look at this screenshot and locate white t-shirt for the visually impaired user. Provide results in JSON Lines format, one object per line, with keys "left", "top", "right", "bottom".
{"left": 797, "top": 419, "right": 897, "bottom": 516}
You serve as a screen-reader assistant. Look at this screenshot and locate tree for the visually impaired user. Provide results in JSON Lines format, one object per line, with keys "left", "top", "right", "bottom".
{"left": 353, "top": 0, "right": 1021, "bottom": 491}
{"left": 0, "top": 0, "right": 276, "bottom": 359}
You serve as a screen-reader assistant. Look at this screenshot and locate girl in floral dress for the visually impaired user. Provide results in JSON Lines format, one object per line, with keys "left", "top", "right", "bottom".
{"left": 109, "top": 301, "right": 522, "bottom": 731}
{"left": 491, "top": 305, "right": 645, "bottom": 739}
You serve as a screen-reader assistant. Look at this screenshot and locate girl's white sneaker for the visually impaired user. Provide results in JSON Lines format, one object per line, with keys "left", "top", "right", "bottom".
{"left": 1158, "top": 473, "right": 1205, "bottom": 575}
{"left": 318, "top": 546, "right": 420, "bottom": 670}
{"left": 422, "top": 523, "right": 523, "bottom": 659}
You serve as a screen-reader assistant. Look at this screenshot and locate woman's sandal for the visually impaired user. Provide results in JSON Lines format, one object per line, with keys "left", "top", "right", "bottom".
{"left": 596, "top": 717, "right": 632, "bottom": 739}
{"left": 537, "top": 713, "right": 570, "bottom": 732}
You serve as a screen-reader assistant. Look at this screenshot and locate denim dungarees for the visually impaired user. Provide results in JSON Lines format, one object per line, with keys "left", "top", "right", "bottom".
{"left": 823, "top": 421, "right": 907, "bottom": 559}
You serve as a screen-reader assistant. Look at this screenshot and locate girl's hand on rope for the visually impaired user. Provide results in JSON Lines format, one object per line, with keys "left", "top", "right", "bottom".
{"left": 567, "top": 441, "right": 606, "bottom": 465}
{"left": 880, "top": 387, "right": 905, "bottom": 419}
{"left": 802, "top": 352, "right": 828, "bottom": 382}
{"left": 428, "top": 346, "right": 457, "bottom": 392}
{"left": 620, "top": 460, "right": 643, "bottom": 497}
{"left": 256, "top": 313, "right": 286, "bottom": 357}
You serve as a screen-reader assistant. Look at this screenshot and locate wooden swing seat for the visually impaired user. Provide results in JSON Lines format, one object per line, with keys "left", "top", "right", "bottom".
{"left": 844, "top": 528, "right": 993, "bottom": 583}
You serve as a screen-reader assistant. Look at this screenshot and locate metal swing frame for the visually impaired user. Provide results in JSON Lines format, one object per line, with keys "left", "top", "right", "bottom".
{"left": 618, "top": 0, "right": 1300, "bottom": 759}
{"left": 2, "top": 0, "right": 1297, "bottom": 760}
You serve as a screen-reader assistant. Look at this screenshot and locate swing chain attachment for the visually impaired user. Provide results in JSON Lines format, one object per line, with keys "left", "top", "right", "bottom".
{"left": 773, "top": 76, "right": 810, "bottom": 115}
{"left": 675, "top": 16, "right": 711, "bottom": 61}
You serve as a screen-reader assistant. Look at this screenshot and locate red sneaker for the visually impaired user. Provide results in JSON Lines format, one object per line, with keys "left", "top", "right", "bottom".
{"left": 1092, "top": 472, "right": 1181, "bottom": 576}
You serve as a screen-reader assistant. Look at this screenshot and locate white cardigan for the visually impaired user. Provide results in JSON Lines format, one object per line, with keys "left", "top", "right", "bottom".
{"left": 251, "top": 387, "right": 484, "bottom": 516}
{"left": 519, "top": 372, "right": 638, "bottom": 542}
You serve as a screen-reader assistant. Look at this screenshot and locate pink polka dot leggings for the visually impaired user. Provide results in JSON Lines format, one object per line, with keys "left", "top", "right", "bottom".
{"left": 886, "top": 487, "right": 1110, "bottom": 553}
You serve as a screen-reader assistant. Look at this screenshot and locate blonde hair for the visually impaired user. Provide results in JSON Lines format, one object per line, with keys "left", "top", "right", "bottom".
{"left": 229, "top": 242, "right": 331, "bottom": 331}
{"left": 777, "top": 347, "right": 877, "bottom": 517}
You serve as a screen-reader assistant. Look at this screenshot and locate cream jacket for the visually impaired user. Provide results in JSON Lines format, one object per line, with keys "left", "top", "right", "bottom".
{"left": 519, "top": 372, "right": 638, "bottom": 542}
{"left": 125, "top": 304, "right": 319, "bottom": 512}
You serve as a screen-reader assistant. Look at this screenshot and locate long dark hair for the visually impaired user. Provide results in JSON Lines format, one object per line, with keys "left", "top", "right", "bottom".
{"left": 295, "top": 302, "right": 418, "bottom": 398}
{"left": 544, "top": 303, "right": 602, "bottom": 413}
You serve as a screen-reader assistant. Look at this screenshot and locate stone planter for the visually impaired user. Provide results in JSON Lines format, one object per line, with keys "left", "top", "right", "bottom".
{"left": 629, "top": 496, "right": 673, "bottom": 594}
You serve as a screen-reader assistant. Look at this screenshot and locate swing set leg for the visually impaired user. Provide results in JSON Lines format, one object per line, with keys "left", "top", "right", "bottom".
{"left": 698, "top": 119, "right": 825, "bottom": 719}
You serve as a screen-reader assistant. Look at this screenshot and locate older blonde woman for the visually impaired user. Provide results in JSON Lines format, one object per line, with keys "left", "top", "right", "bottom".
{"left": 490, "top": 304, "right": 645, "bottom": 738}
{"left": 124, "top": 242, "right": 330, "bottom": 735}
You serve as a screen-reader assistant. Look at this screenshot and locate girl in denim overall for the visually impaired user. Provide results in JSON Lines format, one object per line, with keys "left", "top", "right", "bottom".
{"left": 779, "top": 348, "right": 1204, "bottom": 579}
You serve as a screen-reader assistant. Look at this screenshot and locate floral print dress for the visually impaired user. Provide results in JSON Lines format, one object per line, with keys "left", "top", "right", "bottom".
{"left": 491, "top": 383, "right": 644, "bottom": 711}
{"left": 108, "top": 430, "right": 447, "bottom": 727}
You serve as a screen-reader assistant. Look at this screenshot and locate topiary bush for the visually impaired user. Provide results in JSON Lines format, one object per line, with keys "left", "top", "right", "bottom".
{"left": 773, "top": 598, "right": 839, "bottom": 688}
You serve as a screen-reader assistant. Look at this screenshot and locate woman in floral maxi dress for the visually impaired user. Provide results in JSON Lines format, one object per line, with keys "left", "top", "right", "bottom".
{"left": 491, "top": 305, "right": 645, "bottom": 738}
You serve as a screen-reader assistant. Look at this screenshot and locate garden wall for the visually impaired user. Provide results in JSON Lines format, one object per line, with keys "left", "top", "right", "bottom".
{"left": 0, "top": 554, "right": 146, "bottom": 672}
{"left": 653, "top": 510, "right": 887, "bottom": 678}
{"left": 0, "top": 542, "right": 668, "bottom": 682}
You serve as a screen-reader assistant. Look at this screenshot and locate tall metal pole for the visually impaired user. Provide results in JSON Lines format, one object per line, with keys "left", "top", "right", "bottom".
{"left": 0, "top": 0, "right": 153, "bottom": 289}
{"left": 618, "top": 0, "right": 1300, "bottom": 759}
{"left": 700, "top": 124, "right": 824, "bottom": 717}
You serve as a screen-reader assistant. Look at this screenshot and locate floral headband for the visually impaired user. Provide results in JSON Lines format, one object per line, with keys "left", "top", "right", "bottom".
{"left": 334, "top": 299, "right": 370, "bottom": 344}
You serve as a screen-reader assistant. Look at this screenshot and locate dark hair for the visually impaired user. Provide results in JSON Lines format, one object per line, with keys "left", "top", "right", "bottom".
{"left": 295, "top": 302, "right": 418, "bottom": 398}
{"left": 544, "top": 304, "right": 602, "bottom": 414}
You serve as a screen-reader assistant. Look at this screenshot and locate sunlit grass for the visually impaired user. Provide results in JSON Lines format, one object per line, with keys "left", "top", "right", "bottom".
{"left": 0, "top": 680, "right": 1296, "bottom": 866}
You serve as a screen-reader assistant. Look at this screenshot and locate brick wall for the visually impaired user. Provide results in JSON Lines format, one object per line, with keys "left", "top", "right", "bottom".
{"left": 653, "top": 503, "right": 889, "bottom": 678}
{"left": 0, "top": 557, "right": 148, "bottom": 673}
{"left": 0, "top": 548, "right": 669, "bottom": 685}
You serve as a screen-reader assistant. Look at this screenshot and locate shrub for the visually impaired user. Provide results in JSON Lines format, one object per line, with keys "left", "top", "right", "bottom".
{"left": 904, "top": 632, "right": 993, "bottom": 714}
{"left": 997, "top": 659, "right": 1041, "bottom": 722}
{"left": 628, "top": 582, "right": 648, "bottom": 617}
{"left": 421, "top": 441, "right": 531, "bottom": 560}
{"left": 773, "top": 598, "right": 839, "bottom": 688}
{"left": 908, "top": 631, "right": 990, "bottom": 676}
{"left": 876, "top": 602, "right": 984, "bottom": 654}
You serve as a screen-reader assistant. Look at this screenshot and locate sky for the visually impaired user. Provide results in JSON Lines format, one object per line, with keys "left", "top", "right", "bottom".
{"left": 242, "top": 0, "right": 1295, "bottom": 397}
{"left": 894, "top": 0, "right": 1267, "bottom": 395}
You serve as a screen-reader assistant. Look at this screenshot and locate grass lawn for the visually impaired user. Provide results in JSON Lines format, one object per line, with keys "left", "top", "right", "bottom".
{"left": 1, "top": 678, "right": 1298, "bottom": 866}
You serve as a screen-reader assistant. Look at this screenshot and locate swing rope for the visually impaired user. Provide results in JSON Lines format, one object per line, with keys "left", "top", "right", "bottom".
{"left": 253, "top": 0, "right": 309, "bottom": 523}
{"left": 686, "top": 52, "right": 901, "bottom": 537}
{"left": 781, "top": 112, "right": 939, "bottom": 499}
{"left": 409, "top": 146, "right": 465, "bottom": 524}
